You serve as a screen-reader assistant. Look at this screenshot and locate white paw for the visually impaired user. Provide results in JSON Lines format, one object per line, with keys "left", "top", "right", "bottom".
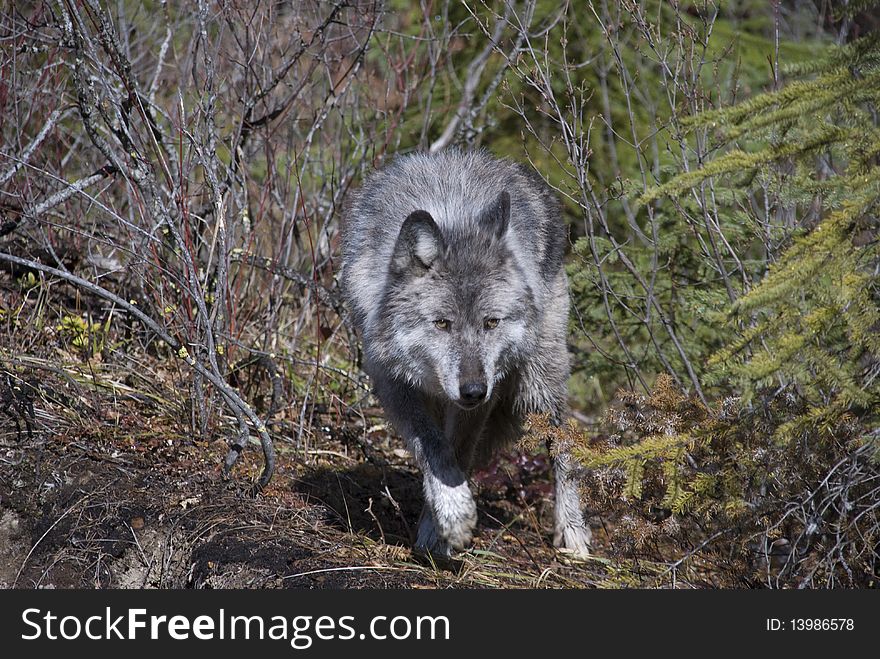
{"left": 554, "top": 523, "right": 592, "bottom": 559}
{"left": 417, "top": 484, "right": 477, "bottom": 554}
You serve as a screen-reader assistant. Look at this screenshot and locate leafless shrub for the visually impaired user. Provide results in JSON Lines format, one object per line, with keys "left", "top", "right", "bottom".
{"left": 0, "top": 0, "right": 542, "bottom": 486}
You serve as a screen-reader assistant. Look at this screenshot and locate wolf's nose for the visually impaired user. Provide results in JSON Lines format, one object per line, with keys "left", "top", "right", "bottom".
{"left": 459, "top": 382, "right": 487, "bottom": 403}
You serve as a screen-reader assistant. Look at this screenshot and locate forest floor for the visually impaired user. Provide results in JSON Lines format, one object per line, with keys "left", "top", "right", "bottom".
{"left": 0, "top": 353, "right": 631, "bottom": 589}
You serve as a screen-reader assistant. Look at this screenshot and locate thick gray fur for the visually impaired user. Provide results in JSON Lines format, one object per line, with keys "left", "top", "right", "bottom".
{"left": 340, "top": 149, "right": 591, "bottom": 557}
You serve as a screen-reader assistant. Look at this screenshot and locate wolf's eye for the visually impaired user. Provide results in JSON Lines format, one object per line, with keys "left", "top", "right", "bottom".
{"left": 434, "top": 319, "right": 451, "bottom": 331}
{"left": 484, "top": 318, "right": 500, "bottom": 330}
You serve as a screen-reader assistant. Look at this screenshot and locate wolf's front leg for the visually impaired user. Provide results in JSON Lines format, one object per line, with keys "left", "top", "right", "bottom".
{"left": 373, "top": 374, "right": 476, "bottom": 556}
{"left": 519, "top": 357, "right": 592, "bottom": 557}
{"left": 415, "top": 460, "right": 477, "bottom": 556}
{"left": 553, "top": 446, "right": 592, "bottom": 558}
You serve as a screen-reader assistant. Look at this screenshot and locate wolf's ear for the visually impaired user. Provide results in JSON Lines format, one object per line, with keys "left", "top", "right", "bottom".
{"left": 390, "top": 210, "right": 444, "bottom": 276}
{"left": 478, "top": 191, "right": 510, "bottom": 240}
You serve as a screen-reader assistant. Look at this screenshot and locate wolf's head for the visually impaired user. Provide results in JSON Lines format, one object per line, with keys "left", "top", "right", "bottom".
{"left": 372, "top": 191, "right": 537, "bottom": 408}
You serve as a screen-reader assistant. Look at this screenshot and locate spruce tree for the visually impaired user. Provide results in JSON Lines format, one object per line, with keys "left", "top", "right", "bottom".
{"left": 569, "top": 24, "right": 880, "bottom": 587}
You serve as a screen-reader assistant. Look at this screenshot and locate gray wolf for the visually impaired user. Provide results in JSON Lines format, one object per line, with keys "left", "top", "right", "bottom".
{"left": 340, "top": 149, "right": 591, "bottom": 557}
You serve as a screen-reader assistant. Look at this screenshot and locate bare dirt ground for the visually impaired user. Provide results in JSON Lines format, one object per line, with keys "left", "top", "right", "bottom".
{"left": 0, "top": 359, "right": 616, "bottom": 589}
